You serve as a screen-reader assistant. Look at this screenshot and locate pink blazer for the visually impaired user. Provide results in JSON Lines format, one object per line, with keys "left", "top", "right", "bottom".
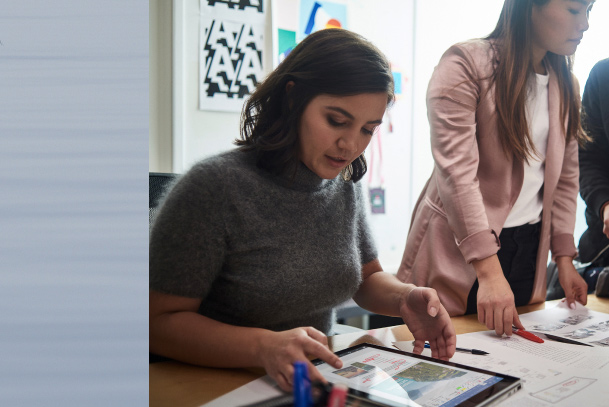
{"left": 397, "top": 39, "right": 579, "bottom": 316}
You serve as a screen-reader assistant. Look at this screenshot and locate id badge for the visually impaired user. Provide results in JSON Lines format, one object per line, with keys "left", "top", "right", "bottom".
{"left": 369, "top": 187, "right": 385, "bottom": 214}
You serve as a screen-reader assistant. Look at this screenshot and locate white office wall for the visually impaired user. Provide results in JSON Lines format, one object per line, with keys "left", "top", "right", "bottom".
{"left": 411, "top": 0, "right": 505, "bottom": 208}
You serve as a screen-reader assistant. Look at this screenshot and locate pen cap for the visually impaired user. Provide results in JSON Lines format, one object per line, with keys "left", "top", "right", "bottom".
{"left": 327, "top": 383, "right": 348, "bottom": 407}
{"left": 293, "top": 361, "right": 312, "bottom": 407}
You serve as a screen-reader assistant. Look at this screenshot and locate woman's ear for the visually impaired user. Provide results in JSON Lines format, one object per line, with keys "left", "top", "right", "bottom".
{"left": 285, "top": 80, "right": 295, "bottom": 94}
{"left": 285, "top": 81, "right": 295, "bottom": 109}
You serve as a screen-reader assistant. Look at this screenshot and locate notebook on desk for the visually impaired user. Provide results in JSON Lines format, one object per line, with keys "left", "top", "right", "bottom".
{"left": 313, "top": 343, "right": 521, "bottom": 407}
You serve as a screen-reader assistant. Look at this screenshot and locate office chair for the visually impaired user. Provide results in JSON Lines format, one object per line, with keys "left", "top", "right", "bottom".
{"left": 149, "top": 172, "right": 180, "bottom": 228}
{"left": 149, "top": 172, "right": 179, "bottom": 363}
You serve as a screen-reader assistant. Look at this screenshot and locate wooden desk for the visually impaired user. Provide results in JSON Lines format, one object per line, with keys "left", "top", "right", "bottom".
{"left": 150, "top": 296, "right": 609, "bottom": 407}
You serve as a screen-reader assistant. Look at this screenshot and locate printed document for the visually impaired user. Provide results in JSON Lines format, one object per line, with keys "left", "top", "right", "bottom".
{"left": 395, "top": 330, "right": 609, "bottom": 406}
{"left": 518, "top": 299, "right": 609, "bottom": 347}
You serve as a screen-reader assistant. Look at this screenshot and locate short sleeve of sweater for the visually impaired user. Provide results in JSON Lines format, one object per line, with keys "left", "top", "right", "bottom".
{"left": 353, "top": 182, "right": 378, "bottom": 265}
{"left": 149, "top": 159, "right": 227, "bottom": 298}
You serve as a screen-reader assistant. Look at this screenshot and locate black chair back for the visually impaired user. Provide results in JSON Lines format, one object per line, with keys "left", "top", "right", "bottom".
{"left": 149, "top": 172, "right": 179, "bottom": 228}
{"left": 149, "top": 172, "right": 179, "bottom": 363}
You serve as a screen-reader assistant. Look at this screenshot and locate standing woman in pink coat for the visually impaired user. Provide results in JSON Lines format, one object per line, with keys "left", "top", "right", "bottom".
{"left": 398, "top": 0, "right": 594, "bottom": 336}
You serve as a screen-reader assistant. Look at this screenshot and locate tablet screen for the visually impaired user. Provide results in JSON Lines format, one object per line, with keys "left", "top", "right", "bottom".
{"left": 313, "top": 343, "right": 521, "bottom": 407}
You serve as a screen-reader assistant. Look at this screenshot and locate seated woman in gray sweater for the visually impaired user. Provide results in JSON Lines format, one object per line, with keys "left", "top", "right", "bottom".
{"left": 149, "top": 28, "right": 456, "bottom": 391}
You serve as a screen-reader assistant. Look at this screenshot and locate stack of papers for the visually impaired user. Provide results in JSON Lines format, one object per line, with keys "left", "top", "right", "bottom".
{"left": 519, "top": 300, "right": 609, "bottom": 347}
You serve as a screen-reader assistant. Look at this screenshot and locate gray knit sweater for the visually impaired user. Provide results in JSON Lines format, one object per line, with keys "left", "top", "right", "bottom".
{"left": 150, "top": 149, "right": 377, "bottom": 334}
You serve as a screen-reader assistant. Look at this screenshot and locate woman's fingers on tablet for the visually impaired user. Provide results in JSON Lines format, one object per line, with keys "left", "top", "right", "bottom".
{"left": 429, "top": 336, "right": 447, "bottom": 360}
{"left": 428, "top": 338, "right": 439, "bottom": 359}
{"left": 263, "top": 327, "right": 338, "bottom": 391}
{"left": 276, "top": 369, "right": 293, "bottom": 392}
{"left": 306, "top": 361, "right": 329, "bottom": 386}
{"left": 305, "top": 339, "right": 342, "bottom": 369}
{"left": 412, "top": 339, "right": 426, "bottom": 355}
{"left": 436, "top": 336, "right": 448, "bottom": 360}
{"left": 304, "top": 326, "right": 329, "bottom": 346}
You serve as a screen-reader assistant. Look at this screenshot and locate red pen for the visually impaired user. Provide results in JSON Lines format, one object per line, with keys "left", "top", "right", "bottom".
{"left": 512, "top": 328, "right": 544, "bottom": 343}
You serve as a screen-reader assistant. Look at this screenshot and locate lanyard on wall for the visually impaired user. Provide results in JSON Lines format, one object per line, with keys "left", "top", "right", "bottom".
{"left": 368, "top": 127, "right": 385, "bottom": 214}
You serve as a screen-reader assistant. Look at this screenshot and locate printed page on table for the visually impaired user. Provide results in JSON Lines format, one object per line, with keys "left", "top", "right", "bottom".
{"left": 518, "top": 300, "right": 609, "bottom": 347}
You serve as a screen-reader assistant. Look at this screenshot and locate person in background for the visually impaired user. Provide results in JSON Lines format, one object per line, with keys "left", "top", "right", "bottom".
{"left": 397, "top": 0, "right": 593, "bottom": 336}
{"left": 578, "top": 58, "right": 609, "bottom": 267}
{"left": 149, "top": 28, "right": 456, "bottom": 392}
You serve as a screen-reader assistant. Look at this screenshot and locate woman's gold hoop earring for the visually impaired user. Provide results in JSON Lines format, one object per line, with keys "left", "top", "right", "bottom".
{"left": 341, "top": 164, "right": 353, "bottom": 182}
{"left": 341, "top": 154, "right": 366, "bottom": 182}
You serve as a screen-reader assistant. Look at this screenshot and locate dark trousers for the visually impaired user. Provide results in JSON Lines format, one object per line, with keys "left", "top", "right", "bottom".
{"left": 465, "top": 222, "right": 541, "bottom": 315}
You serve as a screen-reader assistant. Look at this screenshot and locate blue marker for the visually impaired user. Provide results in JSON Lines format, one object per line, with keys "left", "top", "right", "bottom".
{"left": 293, "top": 361, "right": 312, "bottom": 407}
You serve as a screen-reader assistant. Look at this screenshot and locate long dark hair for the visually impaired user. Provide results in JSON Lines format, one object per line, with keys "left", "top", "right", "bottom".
{"left": 236, "top": 28, "right": 394, "bottom": 182}
{"left": 487, "top": 0, "right": 588, "bottom": 163}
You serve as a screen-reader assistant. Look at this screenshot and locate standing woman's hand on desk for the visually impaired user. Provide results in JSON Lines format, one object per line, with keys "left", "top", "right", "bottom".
{"left": 256, "top": 327, "right": 342, "bottom": 392}
{"left": 556, "top": 256, "right": 588, "bottom": 308}
{"left": 473, "top": 254, "right": 524, "bottom": 336}
{"left": 400, "top": 287, "right": 456, "bottom": 360}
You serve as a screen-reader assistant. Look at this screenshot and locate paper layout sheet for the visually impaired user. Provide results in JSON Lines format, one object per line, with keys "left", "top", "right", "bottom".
{"left": 394, "top": 331, "right": 609, "bottom": 406}
{"left": 518, "top": 300, "right": 609, "bottom": 347}
{"left": 201, "top": 374, "right": 283, "bottom": 407}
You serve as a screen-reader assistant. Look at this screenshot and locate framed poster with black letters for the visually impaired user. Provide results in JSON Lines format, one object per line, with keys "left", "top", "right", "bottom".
{"left": 199, "top": 0, "right": 266, "bottom": 112}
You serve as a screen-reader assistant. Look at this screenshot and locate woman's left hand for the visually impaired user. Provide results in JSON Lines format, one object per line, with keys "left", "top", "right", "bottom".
{"left": 556, "top": 256, "right": 588, "bottom": 308}
{"left": 399, "top": 287, "right": 456, "bottom": 360}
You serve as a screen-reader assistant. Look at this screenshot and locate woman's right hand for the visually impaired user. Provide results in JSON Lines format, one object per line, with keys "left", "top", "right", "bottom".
{"left": 256, "top": 327, "right": 343, "bottom": 392}
{"left": 473, "top": 255, "right": 524, "bottom": 336}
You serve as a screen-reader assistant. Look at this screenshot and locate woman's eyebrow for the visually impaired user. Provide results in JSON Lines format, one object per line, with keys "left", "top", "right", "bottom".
{"left": 568, "top": 0, "right": 595, "bottom": 7}
{"left": 325, "top": 106, "right": 383, "bottom": 124}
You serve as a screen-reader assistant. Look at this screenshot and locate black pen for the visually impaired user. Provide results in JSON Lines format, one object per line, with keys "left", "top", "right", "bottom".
{"left": 422, "top": 343, "right": 489, "bottom": 355}
{"left": 455, "top": 346, "right": 489, "bottom": 355}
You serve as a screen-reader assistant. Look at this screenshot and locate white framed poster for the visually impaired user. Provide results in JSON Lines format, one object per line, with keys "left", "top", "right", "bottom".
{"left": 199, "top": 0, "right": 266, "bottom": 112}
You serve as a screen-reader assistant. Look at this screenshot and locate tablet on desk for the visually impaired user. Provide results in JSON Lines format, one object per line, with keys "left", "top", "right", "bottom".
{"left": 313, "top": 343, "right": 521, "bottom": 407}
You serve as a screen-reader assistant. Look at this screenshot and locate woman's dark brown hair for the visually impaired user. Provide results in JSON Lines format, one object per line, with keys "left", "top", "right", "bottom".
{"left": 487, "top": 0, "right": 589, "bottom": 163}
{"left": 236, "top": 28, "right": 394, "bottom": 182}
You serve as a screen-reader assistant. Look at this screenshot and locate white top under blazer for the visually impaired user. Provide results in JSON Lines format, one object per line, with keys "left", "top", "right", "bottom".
{"left": 504, "top": 72, "right": 550, "bottom": 228}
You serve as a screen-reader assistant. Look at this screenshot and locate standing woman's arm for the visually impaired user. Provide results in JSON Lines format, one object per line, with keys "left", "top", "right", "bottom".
{"left": 427, "top": 43, "right": 521, "bottom": 336}
{"left": 552, "top": 75, "right": 587, "bottom": 307}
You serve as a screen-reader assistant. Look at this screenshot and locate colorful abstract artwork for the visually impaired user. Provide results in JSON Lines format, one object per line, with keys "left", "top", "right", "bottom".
{"left": 298, "top": 0, "right": 348, "bottom": 41}
{"left": 273, "top": 0, "right": 349, "bottom": 66}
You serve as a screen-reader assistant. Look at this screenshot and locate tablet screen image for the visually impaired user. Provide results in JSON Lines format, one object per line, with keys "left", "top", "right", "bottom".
{"left": 313, "top": 343, "right": 521, "bottom": 407}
